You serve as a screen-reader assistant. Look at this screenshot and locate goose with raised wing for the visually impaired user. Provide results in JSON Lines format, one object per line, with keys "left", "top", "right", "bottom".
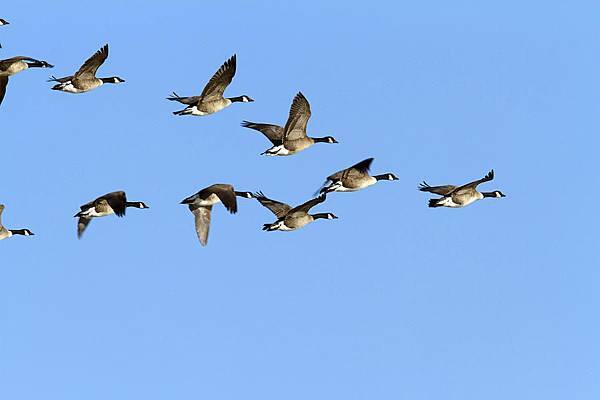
{"left": 168, "top": 54, "right": 253, "bottom": 116}
{"left": 0, "top": 204, "right": 34, "bottom": 240}
{"left": 419, "top": 169, "right": 506, "bottom": 208}
{"left": 242, "top": 92, "right": 337, "bottom": 156}
{"left": 180, "top": 184, "right": 254, "bottom": 246}
{"left": 49, "top": 44, "right": 124, "bottom": 93}
{"left": 254, "top": 192, "right": 337, "bottom": 231}
{"left": 74, "top": 191, "right": 149, "bottom": 238}
{"left": 0, "top": 55, "right": 53, "bottom": 107}
{"left": 319, "top": 158, "right": 398, "bottom": 194}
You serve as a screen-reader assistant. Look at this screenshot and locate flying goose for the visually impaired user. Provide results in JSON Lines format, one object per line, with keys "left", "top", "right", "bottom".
{"left": 0, "top": 204, "right": 34, "bottom": 240}
{"left": 168, "top": 54, "right": 253, "bottom": 116}
{"left": 74, "top": 191, "right": 149, "bottom": 238}
{"left": 242, "top": 92, "right": 338, "bottom": 156}
{"left": 0, "top": 19, "right": 8, "bottom": 49}
{"left": 0, "top": 55, "right": 53, "bottom": 107}
{"left": 419, "top": 169, "right": 506, "bottom": 208}
{"left": 180, "top": 184, "right": 254, "bottom": 246}
{"left": 254, "top": 192, "right": 337, "bottom": 231}
{"left": 319, "top": 158, "right": 398, "bottom": 194}
{"left": 48, "top": 44, "right": 124, "bottom": 93}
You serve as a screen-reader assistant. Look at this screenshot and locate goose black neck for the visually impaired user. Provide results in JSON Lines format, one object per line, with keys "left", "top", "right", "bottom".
{"left": 234, "top": 191, "right": 254, "bottom": 199}
{"left": 373, "top": 174, "right": 389, "bottom": 181}
{"left": 9, "top": 229, "right": 30, "bottom": 236}
{"left": 482, "top": 192, "right": 497, "bottom": 198}
{"left": 125, "top": 201, "right": 143, "bottom": 208}
{"left": 312, "top": 213, "right": 330, "bottom": 220}
{"left": 313, "top": 137, "right": 330, "bottom": 143}
{"left": 228, "top": 96, "right": 247, "bottom": 103}
{"left": 27, "top": 60, "right": 52, "bottom": 68}
{"left": 101, "top": 77, "right": 122, "bottom": 84}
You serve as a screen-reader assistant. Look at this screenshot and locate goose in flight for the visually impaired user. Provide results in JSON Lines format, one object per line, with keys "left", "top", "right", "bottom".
{"left": 242, "top": 92, "right": 337, "bottom": 156}
{"left": 319, "top": 158, "right": 398, "bottom": 194}
{"left": 74, "top": 191, "right": 148, "bottom": 238}
{"left": 419, "top": 170, "right": 506, "bottom": 208}
{"left": 254, "top": 192, "right": 337, "bottom": 231}
{"left": 0, "top": 55, "right": 53, "bottom": 107}
{"left": 168, "top": 54, "right": 253, "bottom": 116}
{"left": 0, "top": 204, "right": 34, "bottom": 240}
{"left": 180, "top": 184, "right": 254, "bottom": 246}
{"left": 49, "top": 44, "right": 124, "bottom": 93}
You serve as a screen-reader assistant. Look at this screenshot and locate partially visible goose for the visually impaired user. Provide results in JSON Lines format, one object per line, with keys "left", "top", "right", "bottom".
{"left": 254, "top": 192, "right": 337, "bottom": 231}
{"left": 319, "top": 158, "right": 398, "bottom": 194}
{"left": 419, "top": 169, "right": 506, "bottom": 208}
{"left": 168, "top": 54, "right": 253, "bottom": 116}
{"left": 242, "top": 92, "right": 338, "bottom": 156}
{"left": 74, "top": 191, "right": 149, "bottom": 238}
{"left": 49, "top": 44, "right": 124, "bottom": 93}
{"left": 0, "top": 55, "right": 53, "bottom": 107}
{"left": 0, "top": 204, "right": 34, "bottom": 240}
{"left": 180, "top": 184, "right": 254, "bottom": 246}
{"left": 0, "top": 19, "right": 9, "bottom": 49}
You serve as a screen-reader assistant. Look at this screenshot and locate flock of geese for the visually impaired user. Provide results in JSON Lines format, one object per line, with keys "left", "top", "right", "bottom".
{"left": 1, "top": 20, "right": 506, "bottom": 245}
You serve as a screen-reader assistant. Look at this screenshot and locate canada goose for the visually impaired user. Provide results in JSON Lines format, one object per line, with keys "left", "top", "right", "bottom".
{"left": 168, "top": 54, "right": 253, "bottom": 116}
{"left": 0, "top": 204, "right": 34, "bottom": 240}
{"left": 419, "top": 169, "right": 506, "bottom": 208}
{"left": 254, "top": 192, "right": 337, "bottom": 231}
{"left": 242, "top": 92, "right": 338, "bottom": 156}
{"left": 319, "top": 158, "right": 398, "bottom": 194}
{"left": 180, "top": 184, "right": 254, "bottom": 246}
{"left": 0, "top": 55, "right": 53, "bottom": 106}
{"left": 0, "top": 19, "right": 8, "bottom": 49}
{"left": 48, "top": 44, "right": 124, "bottom": 93}
{"left": 74, "top": 191, "right": 149, "bottom": 238}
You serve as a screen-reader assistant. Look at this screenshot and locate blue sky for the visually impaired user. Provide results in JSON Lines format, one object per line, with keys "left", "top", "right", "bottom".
{"left": 1, "top": 1, "right": 599, "bottom": 399}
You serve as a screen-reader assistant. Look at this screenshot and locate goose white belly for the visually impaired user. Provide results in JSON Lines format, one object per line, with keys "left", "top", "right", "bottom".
{"left": 80, "top": 208, "right": 114, "bottom": 218}
{"left": 193, "top": 193, "right": 222, "bottom": 206}
{"left": 437, "top": 197, "right": 464, "bottom": 208}
{"left": 272, "top": 221, "right": 295, "bottom": 231}
{"left": 185, "top": 106, "right": 209, "bottom": 116}
{"left": 57, "top": 83, "right": 87, "bottom": 93}
{"left": 278, "top": 225, "right": 295, "bottom": 231}
{"left": 264, "top": 144, "right": 293, "bottom": 156}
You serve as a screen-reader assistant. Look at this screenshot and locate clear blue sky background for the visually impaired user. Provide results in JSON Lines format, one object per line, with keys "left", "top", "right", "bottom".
{"left": 1, "top": 1, "right": 599, "bottom": 399}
